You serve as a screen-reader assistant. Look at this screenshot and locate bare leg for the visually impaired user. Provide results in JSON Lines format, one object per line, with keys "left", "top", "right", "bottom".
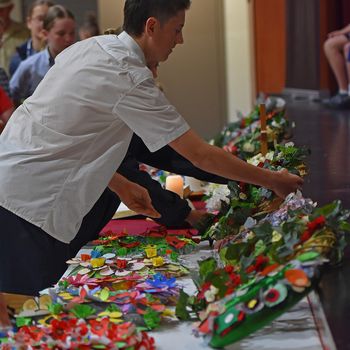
{"left": 324, "top": 35, "right": 349, "bottom": 91}
{"left": 343, "top": 42, "right": 350, "bottom": 91}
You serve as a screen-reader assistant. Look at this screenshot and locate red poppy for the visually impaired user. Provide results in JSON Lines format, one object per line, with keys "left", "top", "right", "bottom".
{"left": 135, "top": 332, "right": 156, "bottom": 350}
{"left": 116, "top": 259, "right": 128, "bottom": 269}
{"left": 50, "top": 319, "right": 70, "bottom": 341}
{"left": 89, "top": 317, "right": 109, "bottom": 336}
{"left": 264, "top": 288, "right": 279, "bottom": 303}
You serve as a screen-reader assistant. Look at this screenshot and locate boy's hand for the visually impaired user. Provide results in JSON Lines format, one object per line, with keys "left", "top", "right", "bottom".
{"left": 109, "top": 173, "right": 160, "bottom": 218}
{"left": 271, "top": 168, "right": 304, "bottom": 198}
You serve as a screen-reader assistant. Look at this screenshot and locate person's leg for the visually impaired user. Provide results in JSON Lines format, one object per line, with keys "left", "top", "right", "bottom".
{"left": 343, "top": 41, "right": 350, "bottom": 94}
{"left": 324, "top": 35, "right": 349, "bottom": 92}
{"left": 0, "top": 189, "right": 120, "bottom": 295}
{"left": 0, "top": 206, "right": 71, "bottom": 295}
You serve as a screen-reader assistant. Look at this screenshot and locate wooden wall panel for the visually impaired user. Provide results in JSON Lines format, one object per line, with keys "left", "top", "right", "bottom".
{"left": 254, "top": 0, "right": 286, "bottom": 94}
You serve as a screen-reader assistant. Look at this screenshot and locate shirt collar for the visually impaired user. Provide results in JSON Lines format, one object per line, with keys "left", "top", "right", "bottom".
{"left": 44, "top": 46, "right": 55, "bottom": 67}
{"left": 118, "top": 31, "right": 146, "bottom": 65}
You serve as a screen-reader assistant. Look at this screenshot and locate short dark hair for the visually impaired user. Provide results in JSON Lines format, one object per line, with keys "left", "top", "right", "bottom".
{"left": 123, "top": 0, "right": 191, "bottom": 37}
{"left": 80, "top": 12, "right": 100, "bottom": 37}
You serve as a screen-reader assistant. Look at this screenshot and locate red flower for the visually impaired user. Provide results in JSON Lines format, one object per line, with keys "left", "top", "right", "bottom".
{"left": 116, "top": 259, "right": 128, "bottom": 269}
{"left": 17, "top": 325, "right": 45, "bottom": 343}
{"left": 300, "top": 230, "right": 311, "bottom": 242}
{"left": 197, "top": 282, "right": 212, "bottom": 300}
{"left": 246, "top": 255, "right": 269, "bottom": 274}
{"left": 50, "top": 319, "right": 70, "bottom": 341}
{"left": 307, "top": 215, "right": 326, "bottom": 231}
{"left": 255, "top": 255, "right": 269, "bottom": 270}
{"left": 136, "top": 332, "right": 156, "bottom": 350}
{"left": 89, "top": 318, "right": 109, "bottom": 336}
{"left": 225, "top": 265, "right": 234, "bottom": 273}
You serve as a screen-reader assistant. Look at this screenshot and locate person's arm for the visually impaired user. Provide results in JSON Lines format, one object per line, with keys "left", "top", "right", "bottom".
{"left": 169, "top": 129, "right": 303, "bottom": 198}
{"left": 118, "top": 154, "right": 193, "bottom": 226}
{"left": 129, "top": 134, "right": 228, "bottom": 184}
{"left": 108, "top": 172, "right": 160, "bottom": 218}
{"left": 9, "top": 61, "right": 30, "bottom": 107}
{"left": 328, "top": 24, "right": 350, "bottom": 38}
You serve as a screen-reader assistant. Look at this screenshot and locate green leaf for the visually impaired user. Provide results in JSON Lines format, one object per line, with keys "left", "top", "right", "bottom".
{"left": 339, "top": 221, "right": 350, "bottom": 232}
{"left": 225, "top": 242, "right": 249, "bottom": 261}
{"left": 198, "top": 257, "right": 217, "bottom": 281}
{"left": 99, "top": 287, "right": 110, "bottom": 301}
{"left": 143, "top": 308, "right": 161, "bottom": 330}
{"left": 175, "top": 290, "right": 191, "bottom": 320}
{"left": 48, "top": 303, "right": 63, "bottom": 315}
{"left": 314, "top": 201, "right": 340, "bottom": 218}
{"left": 16, "top": 317, "right": 32, "bottom": 327}
{"left": 70, "top": 304, "right": 96, "bottom": 319}
{"left": 252, "top": 221, "right": 272, "bottom": 238}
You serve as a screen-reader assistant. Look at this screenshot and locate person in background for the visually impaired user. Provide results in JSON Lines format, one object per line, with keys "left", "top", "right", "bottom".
{"left": 0, "top": 85, "right": 13, "bottom": 130}
{"left": 78, "top": 11, "right": 99, "bottom": 40}
{"left": 9, "top": 0, "right": 54, "bottom": 77}
{"left": 0, "top": 16, "right": 10, "bottom": 95}
{"left": 10, "top": 4, "right": 75, "bottom": 106}
{"left": 322, "top": 24, "right": 350, "bottom": 109}
{"left": 0, "top": 0, "right": 29, "bottom": 75}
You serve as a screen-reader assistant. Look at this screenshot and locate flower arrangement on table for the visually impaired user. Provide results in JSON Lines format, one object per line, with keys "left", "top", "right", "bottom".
{"left": 202, "top": 142, "right": 310, "bottom": 242}
{"left": 175, "top": 196, "right": 350, "bottom": 348}
{"left": 210, "top": 102, "right": 290, "bottom": 159}
{"left": 2, "top": 99, "right": 350, "bottom": 349}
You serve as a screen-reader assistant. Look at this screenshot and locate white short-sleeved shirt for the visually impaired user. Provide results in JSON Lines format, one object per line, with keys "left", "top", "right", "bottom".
{"left": 0, "top": 32, "right": 189, "bottom": 243}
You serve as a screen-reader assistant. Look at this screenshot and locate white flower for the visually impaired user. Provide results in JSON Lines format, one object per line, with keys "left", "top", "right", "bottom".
{"left": 205, "top": 184, "right": 230, "bottom": 211}
{"left": 204, "top": 285, "right": 219, "bottom": 303}
{"left": 242, "top": 142, "right": 255, "bottom": 153}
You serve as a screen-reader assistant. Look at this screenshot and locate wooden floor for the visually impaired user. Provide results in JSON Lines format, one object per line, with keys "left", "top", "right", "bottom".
{"left": 287, "top": 99, "right": 350, "bottom": 350}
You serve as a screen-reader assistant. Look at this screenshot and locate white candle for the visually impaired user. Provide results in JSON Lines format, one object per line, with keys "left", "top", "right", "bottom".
{"left": 165, "top": 175, "right": 184, "bottom": 198}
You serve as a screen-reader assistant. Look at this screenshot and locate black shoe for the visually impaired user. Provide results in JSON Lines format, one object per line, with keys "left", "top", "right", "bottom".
{"left": 322, "top": 93, "right": 350, "bottom": 109}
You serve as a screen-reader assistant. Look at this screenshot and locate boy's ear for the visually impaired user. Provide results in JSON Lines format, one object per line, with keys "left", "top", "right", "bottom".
{"left": 145, "top": 17, "right": 158, "bottom": 36}
{"left": 40, "top": 28, "right": 48, "bottom": 41}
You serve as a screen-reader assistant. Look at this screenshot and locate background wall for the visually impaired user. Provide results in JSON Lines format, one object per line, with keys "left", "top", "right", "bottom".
{"left": 98, "top": 0, "right": 229, "bottom": 140}
{"left": 223, "top": 0, "right": 255, "bottom": 122}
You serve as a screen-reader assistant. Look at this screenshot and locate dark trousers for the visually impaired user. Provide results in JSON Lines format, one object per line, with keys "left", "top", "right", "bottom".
{"left": 0, "top": 188, "right": 120, "bottom": 295}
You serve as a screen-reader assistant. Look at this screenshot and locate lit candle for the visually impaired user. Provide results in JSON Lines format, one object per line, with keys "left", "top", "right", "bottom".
{"left": 165, "top": 175, "right": 184, "bottom": 198}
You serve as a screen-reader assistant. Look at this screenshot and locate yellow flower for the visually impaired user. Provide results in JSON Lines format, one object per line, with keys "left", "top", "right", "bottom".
{"left": 272, "top": 230, "right": 282, "bottom": 243}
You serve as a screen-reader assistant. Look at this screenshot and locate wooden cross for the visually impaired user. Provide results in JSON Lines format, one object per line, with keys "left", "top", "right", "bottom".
{"left": 259, "top": 104, "right": 268, "bottom": 156}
